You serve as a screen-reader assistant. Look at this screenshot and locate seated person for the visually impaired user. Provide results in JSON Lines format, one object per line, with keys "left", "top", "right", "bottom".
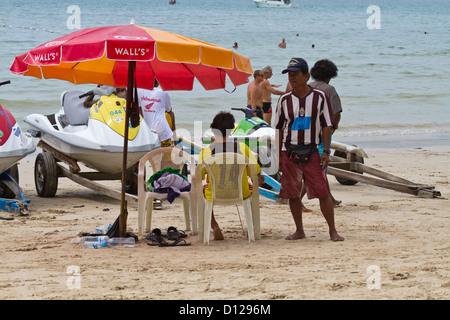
{"left": 83, "top": 85, "right": 126, "bottom": 108}
{"left": 198, "top": 111, "right": 264, "bottom": 240}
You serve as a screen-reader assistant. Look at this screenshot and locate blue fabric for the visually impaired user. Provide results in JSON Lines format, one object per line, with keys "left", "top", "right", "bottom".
{"left": 291, "top": 117, "right": 311, "bottom": 130}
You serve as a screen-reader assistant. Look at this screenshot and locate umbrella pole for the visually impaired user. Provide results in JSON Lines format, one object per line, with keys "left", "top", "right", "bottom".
{"left": 119, "top": 61, "right": 136, "bottom": 238}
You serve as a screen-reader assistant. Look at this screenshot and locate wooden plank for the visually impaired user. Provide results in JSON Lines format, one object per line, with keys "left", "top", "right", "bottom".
{"left": 327, "top": 167, "right": 440, "bottom": 197}
{"left": 38, "top": 141, "right": 81, "bottom": 173}
{"left": 354, "top": 163, "right": 422, "bottom": 185}
{"left": 57, "top": 164, "right": 138, "bottom": 204}
{"left": 76, "top": 172, "right": 122, "bottom": 181}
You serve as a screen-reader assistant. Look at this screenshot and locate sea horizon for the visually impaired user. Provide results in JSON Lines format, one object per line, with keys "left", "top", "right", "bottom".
{"left": 1, "top": 0, "right": 449, "bottom": 149}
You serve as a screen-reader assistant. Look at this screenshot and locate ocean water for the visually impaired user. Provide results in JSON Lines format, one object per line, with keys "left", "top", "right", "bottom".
{"left": 1, "top": 0, "right": 449, "bottom": 148}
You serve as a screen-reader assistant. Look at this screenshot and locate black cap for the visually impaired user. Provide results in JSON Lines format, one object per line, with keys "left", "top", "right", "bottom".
{"left": 281, "top": 58, "right": 309, "bottom": 74}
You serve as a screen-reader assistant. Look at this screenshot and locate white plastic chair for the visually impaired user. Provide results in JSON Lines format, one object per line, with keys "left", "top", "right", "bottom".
{"left": 195, "top": 152, "right": 260, "bottom": 245}
{"left": 137, "top": 147, "right": 197, "bottom": 237}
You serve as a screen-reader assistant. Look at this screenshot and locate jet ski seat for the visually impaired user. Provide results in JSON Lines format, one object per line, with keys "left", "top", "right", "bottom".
{"left": 61, "top": 91, "right": 91, "bottom": 126}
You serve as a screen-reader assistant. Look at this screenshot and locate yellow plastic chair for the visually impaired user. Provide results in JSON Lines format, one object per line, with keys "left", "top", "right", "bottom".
{"left": 137, "top": 147, "right": 197, "bottom": 236}
{"left": 195, "top": 152, "right": 260, "bottom": 245}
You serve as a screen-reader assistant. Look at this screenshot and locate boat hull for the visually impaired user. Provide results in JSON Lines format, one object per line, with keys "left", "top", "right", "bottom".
{"left": 253, "top": 0, "right": 297, "bottom": 8}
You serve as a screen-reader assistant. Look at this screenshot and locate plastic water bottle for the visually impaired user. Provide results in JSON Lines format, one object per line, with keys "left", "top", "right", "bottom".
{"left": 83, "top": 236, "right": 110, "bottom": 249}
{"left": 107, "top": 237, "right": 135, "bottom": 248}
{"left": 82, "top": 236, "right": 110, "bottom": 243}
{"left": 71, "top": 235, "right": 109, "bottom": 244}
{"left": 83, "top": 240, "right": 108, "bottom": 249}
{"left": 93, "top": 224, "right": 112, "bottom": 235}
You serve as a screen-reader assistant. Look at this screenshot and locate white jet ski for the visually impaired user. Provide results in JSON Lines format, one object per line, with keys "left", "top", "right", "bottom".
{"left": 0, "top": 81, "right": 36, "bottom": 175}
{"left": 202, "top": 108, "right": 277, "bottom": 176}
{"left": 24, "top": 87, "right": 160, "bottom": 175}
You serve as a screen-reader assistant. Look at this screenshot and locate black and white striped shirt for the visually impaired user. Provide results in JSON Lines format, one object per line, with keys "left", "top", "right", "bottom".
{"left": 275, "top": 86, "right": 334, "bottom": 151}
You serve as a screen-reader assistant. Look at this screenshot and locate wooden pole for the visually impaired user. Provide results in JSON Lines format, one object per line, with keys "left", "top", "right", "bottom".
{"left": 119, "top": 61, "right": 136, "bottom": 238}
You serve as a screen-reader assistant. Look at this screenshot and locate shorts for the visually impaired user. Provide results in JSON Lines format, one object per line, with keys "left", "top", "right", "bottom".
{"left": 262, "top": 102, "right": 272, "bottom": 114}
{"left": 246, "top": 105, "right": 263, "bottom": 119}
{"left": 279, "top": 150, "right": 329, "bottom": 200}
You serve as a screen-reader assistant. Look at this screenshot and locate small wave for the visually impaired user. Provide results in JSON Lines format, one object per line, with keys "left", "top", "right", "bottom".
{"left": 338, "top": 122, "right": 450, "bottom": 137}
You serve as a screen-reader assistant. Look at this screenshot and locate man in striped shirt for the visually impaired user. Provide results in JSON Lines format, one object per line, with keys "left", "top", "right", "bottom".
{"left": 274, "top": 57, "right": 344, "bottom": 242}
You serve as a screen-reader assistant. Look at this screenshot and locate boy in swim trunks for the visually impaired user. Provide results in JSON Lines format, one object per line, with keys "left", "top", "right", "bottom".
{"left": 260, "top": 66, "right": 284, "bottom": 125}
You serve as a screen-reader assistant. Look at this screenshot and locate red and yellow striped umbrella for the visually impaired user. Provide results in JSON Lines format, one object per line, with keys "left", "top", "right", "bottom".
{"left": 10, "top": 23, "right": 253, "bottom": 237}
{"left": 10, "top": 23, "right": 252, "bottom": 91}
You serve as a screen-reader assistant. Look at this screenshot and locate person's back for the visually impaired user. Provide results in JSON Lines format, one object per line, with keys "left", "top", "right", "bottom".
{"left": 199, "top": 141, "right": 259, "bottom": 201}
{"left": 309, "top": 59, "right": 341, "bottom": 130}
{"left": 198, "top": 111, "right": 264, "bottom": 240}
{"left": 138, "top": 84, "right": 173, "bottom": 142}
{"left": 309, "top": 81, "right": 342, "bottom": 118}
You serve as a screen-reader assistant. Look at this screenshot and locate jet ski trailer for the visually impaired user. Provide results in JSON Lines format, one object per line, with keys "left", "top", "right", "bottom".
{"left": 34, "top": 140, "right": 141, "bottom": 205}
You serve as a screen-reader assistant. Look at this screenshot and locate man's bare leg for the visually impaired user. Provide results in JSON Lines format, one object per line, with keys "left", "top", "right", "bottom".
{"left": 263, "top": 112, "right": 272, "bottom": 126}
{"left": 285, "top": 197, "right": 306, "bottom": 240}
{"left": 326, "top": 178, "right": 342, "bottom": 207}
{"left": 318, "top": 196, "right": 344, "bottom": 241}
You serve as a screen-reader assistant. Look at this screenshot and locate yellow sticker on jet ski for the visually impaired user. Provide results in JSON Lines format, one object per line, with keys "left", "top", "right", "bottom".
{"left": 89, "top": 94, "right": 140, "bottom": 140}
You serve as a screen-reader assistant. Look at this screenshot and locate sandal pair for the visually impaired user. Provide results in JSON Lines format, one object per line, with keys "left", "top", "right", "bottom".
{"left": 164, "top": 226, "right": 187, "bottom": 241}
{"left": 146, "top": 228, "right": 190, "bottom": 247}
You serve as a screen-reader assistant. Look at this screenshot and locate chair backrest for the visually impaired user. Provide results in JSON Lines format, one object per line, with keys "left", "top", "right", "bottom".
{"left": 139, "top": 147, "right": 192, "bottom": 173}
{"left": 196, "top": 152, "right": 258, "bottom": 206}
{"left": 138, "top": 147, "right": 196, "bottom": 189}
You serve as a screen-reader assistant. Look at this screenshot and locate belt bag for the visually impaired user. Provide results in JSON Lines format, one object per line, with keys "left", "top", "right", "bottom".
{"left": 286, "top": 142, "right": 317, "bottom": 163}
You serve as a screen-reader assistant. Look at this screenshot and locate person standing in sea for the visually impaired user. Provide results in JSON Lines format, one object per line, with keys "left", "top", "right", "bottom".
{"left": 275, "top": 57, "right": 344, "bottom": 242}
{"left": 260, "top": 66, "right": 284, "bottom": 125}
{"left": 246, "top": 70, "right": 264, "bottom": 119}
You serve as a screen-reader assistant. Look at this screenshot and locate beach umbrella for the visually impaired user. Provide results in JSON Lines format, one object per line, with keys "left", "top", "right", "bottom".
{"left": 10, "top": 23, "right": 253, "bottom": 237}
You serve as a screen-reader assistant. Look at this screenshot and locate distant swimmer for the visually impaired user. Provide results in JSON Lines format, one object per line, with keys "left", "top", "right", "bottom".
{"left": 233, "top": 42, "right": 238, "bottom": 49}
{"left": 278, "top": 38, "right": 286, "bottom": 48}
{"left": 312, "top": 44, "right": 315, "bottom": 48}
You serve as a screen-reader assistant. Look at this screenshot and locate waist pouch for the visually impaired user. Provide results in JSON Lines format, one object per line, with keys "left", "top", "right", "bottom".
{"left": 286, "top": 142, "right": 317, "bottom": 163}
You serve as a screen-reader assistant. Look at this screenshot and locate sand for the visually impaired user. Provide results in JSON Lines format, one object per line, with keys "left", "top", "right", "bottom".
{"left": 0, "top": 145, "right": 449, "bottom": 300}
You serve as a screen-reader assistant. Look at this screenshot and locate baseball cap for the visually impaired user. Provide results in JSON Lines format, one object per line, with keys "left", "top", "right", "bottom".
{"left": 281, "top": 58, "right": 309, "bottom": 74}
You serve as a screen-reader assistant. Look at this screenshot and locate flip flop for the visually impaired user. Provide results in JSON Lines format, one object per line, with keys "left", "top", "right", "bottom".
{"left": 164, "top": 226, "right": 187, "bottom": 240}
{"left": 146, "top": 228, "right": 169, "bottom": 247}
{"left": 167, "top": 238, "right": 191, "bottom": 246}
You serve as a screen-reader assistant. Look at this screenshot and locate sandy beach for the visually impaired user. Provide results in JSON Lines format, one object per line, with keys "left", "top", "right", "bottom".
{"left": 0, "top": 145, "right": 449, "bottom": 300}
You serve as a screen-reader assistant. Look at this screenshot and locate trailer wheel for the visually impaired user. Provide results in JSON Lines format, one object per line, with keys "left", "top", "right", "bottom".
{"left": 333, "top": 149, "right": 364, "bottom": 186}
{"left": 0, "top": 164, "right": 19, "bottom": 198}
{"left": 35, "top": 152, "right": 58, "bottom": 197}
